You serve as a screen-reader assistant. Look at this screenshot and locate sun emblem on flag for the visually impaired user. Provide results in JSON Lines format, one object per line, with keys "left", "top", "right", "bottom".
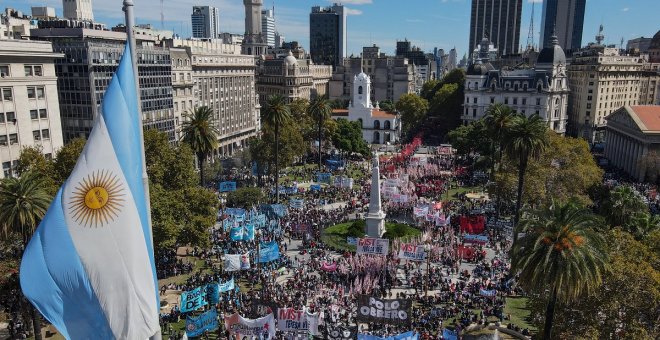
{"left": 69, "top": 170, "right": 125, "bottom": 227}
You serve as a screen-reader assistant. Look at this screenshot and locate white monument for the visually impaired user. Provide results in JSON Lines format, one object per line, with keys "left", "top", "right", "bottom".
{"left": 365, "top": 154, "right": 386, "bottom": 237}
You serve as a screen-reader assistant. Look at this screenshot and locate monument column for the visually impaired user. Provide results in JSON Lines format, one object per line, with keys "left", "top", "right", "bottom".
{"left": 365, "top": 154, "right": 386, "bottom": 237}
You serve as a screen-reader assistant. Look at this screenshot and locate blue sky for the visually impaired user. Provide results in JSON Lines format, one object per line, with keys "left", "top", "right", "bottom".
{"left": 10, "top": 0, "right": 660, "bottom": 56}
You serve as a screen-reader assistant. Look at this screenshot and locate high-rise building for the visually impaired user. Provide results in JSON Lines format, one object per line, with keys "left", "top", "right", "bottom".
{"left": 540, "top": 0, "right": 586, "bottom": 54}
{"left": 469, "top": 0, "right": 522, "bottom": 56}
{"left": 309, "top": 4, "right": 346, "bottom": 66}
{"left": 31, "top": 24, "right": 176, "bottom": 142}
{"left": 62, "top": 0, "right": 94, "bottom": 22}
{"left": 242, "top": 0, "right": 268, "bottom": 56}
{"left": 0, "top": 40, "right": 64, "bottom": 178}
{"left": 261, "top": 9, "right": 275, "bottom": 47}
{"left": 274, "top": 32, "right": 285, "bottom": 48}
{"left": 191, "top": 6, "right": 220, "bottom": 39}
{"left": 627, "top": 37, "right": 653, "bottom": 53}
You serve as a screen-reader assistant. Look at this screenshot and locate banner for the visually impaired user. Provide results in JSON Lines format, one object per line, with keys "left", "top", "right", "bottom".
{"left": 346, "top": 237, "right": 358, "bottom": 246}
{"left": 224, "top": 253, "right": 250, "bottom": 271}
{"left": 357, "top": 296, "right": 411, "bottom": 325}
{"left": 289, "top": 198, "right": 304, "bottom": 210}
{"left": 206, "top": 283, "right": 220, "bottom": 305}
{"left": 327, "top": 325, "right": 357, "bottom": 340}
{"left": 185, "top": 309, "right": 218, "bottom": 337}
{"left": 180, "top": 286, "right": 207, "bottom": 313}
{"left": 356, "top": 238, "right": 389, "bottom": 256}
{"left": 397, "top": 243, "right": 426, "bottom": 261}
{"left": 480, "top": 289, "right": 497, "bottom": 297}
{"left": 224, "top": 313, "right": 276, "bottom": 339}
{"left": 413, "top": 206, "right": 429, "bottom": 217}
{"left": 310, "top": 184, "right": 322, "bottom": 191}
{"left": 258, "top": 241, "right": 280, "bottom": 263}
{"left": 442, "top": 328, "right": 458, "bottom": 340}
{"left": 276, "top": 308, "right": 319, "bottom": 335}
{"left": 218, "top": 278, "right": 235, "bottom": 293}
{"left": 316, "top": 173, "right": 332, "bottom": 184}
{"left": 219, "top": 181, "right": 237, "bottom": 192}
{"left": 463, "top": 234, "right": 488, "bottom": 244}
{"left": 358, "top": 331, "right": 419, "bottom": 340}
{"left": 321, "top": 262, "right": 337, "bottom": 272}
{"left": 251, "top": 299, "right": 277, "bottom": 316}
{"left": 383, "top": 178, "right": 400, "bottom": 187}
{"left": 243, "top": 224, "right": 255, "bottom": 241}
{"left": 230, "top": 226, "right": 244, "bottom": 241}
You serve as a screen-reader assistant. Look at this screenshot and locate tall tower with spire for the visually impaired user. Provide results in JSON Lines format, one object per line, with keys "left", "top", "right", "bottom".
{"left": 365, "top": 154, "right": 386, "bottom": 237}
{"left": 242, "top": 0, "right": 268, "bottom": 56}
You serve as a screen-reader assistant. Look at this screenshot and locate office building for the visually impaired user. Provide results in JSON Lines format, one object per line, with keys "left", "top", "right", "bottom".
{"left": 166, "top": 39, "right": 260, "bottom": 157}
{"left": 261, "top": 9, "right": 275, "bottom": 47}
{"left": 331, "top": 72, "right": 400, "bottom": 145}
{"left": 309, "top": 4, "right": 346, "bottom": 66}
{"left": 540, "top": 0, "right": 586, "bottom": 54}
{"left": 242, "top": 0, "right": 268, "bottom": 56}
{"left": 275, "top": 32, "right": 285, "bottom": 48}
{"left": 0, "top": 40, "right": 64, "bottom": 178}
{"left": 396, "top": 40, "right": 434, "bottom": 82}
{"left": 220, "top": 33, "right": 244, "bottom": 45}
{"left": 169, "top": 47, "right": 195, "bottom": 139}
{"left": 0, "top": 8, "right": 37, "bottom": 40}
{"left": 31, "top": 7, "right": 57, "bottom": 20}
{"left": 256, "top": 51, "right": 332, "bottom": 106}
{"left": 469, "top": 0, "right": 522, "bottom": 56}
{"left": 31, "top": 23, "right": 176, "bottom": 142}
{"left": 63, "top": 0, "right": 94, "bottom": 22}
{"left": 463, "top": 36, "right": 569, "bottom": 134}
{"left": 605, "top": 105, "right": 660, "bottom": 181}
{"left": 329, "top": 45, "right": 415, "bottom": 103}
{"left": 191, "top": 6, "right": 220, "bottom": 39}
{"left": 627, "top": 37, "right": 653, "bottom": 54}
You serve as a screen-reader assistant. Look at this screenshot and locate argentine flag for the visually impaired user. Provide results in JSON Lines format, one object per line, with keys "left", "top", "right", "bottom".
{"left": 20, "top": 44, "right": 160, "bottom": 339}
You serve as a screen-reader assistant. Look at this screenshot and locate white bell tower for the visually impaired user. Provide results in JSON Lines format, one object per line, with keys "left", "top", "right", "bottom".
{"left": 352, "top": 72, "right": 372, "bottom": 109}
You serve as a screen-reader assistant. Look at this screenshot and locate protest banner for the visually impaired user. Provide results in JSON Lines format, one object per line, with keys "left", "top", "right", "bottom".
{"left": 463, "top": 234, "right": 488, "bottom": 244}
{"left": 316, "top": 172, "right": 332, "bottom": 184}
{"left": 310, "top": 184, "right": 321, "bottom": 191}
{"left": 205, "top": 283, "right": 220, "bottom": 305}
{"left": 224, "top": 313, "right": 276, "bottom": 339}
{"left": 357, "top": 331, "right": 419, "bottom": 340}
{"left": 229, "top": 226, "right": 244, "bottom": 241}
{"left": 480, "top": 289, "right": 497, "bottom": 297}
{"left": 289, "top": 198, "right": 304, "bottom": 210}
{"left": 251, "top": 299, "right": 277, "bottom": 316}
{"left": 258, "top": 241, "right": 280, "bottom": 263}
{"left": 357, "top": 296, "right": 412, "bottom": 325}
{"left": 224, "top": 253, "right": 250, "bottom": 271}
{"left": 397, "top": 243, "right": 426, "bottom": 261}
{"left": 219, "top": 181, "right": 237, "bottom": 192}
{"left": 276, "top": 308, "right": 319, "bottom": 335}
{"left": 180, "top": 286, "right": 207, "bottom": 313}
{"left": 356, "top": 238, "right": 389, "bottom": 256}
{"left": 442, "top": 328, "right": 458, "bottom": 340}
{"left": 185, "top": 309, "right": 218, "bottom": 337}
{"left": 218, "top": 278, "right": 235, "bottom": 293}
{"left": 327, "top": 325, "right": 357, "bottom": 340}
{"left": 320, "top": 262, "right": 337, "bottom": 272}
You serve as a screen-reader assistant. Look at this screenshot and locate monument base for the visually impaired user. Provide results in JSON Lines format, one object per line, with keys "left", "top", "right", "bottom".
{"left": 365, "top": 212, "right": 386, "bottom": 238}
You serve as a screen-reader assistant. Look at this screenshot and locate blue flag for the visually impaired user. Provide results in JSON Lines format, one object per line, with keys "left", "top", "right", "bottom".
{"left": 358, "top": 331, "right": 419, "bottom": 340}
{"left": 230, "top": 226, "right": 244, "bottom": 241}
{"left": 205, "top": 283, "right": 220, "bottom": 305}
{"left": 218, "top": 278, "right": 235, "bottom": 293}
{"left": 258, "top": 241, "right": 281, "bottom": 263}
{"left": 442, "top": 328, "right": 458, "bottom": 340}
{"left": 185, "top": 309, "right": 218, "bottom": 337}
{"left": 219, "top": 181, "right": 237, "bottom": 192}
{"left": 243, "top": 224, "right": 255, "bottom": 241}
{"left": 19, "top": 44, "right": 159, "bottom": 339}
{"left": 180, "top": 286, "right": 207, "bottom": 313}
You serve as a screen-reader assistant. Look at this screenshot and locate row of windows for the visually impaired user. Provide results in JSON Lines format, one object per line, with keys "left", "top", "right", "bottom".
{"left": 0, "top": 64, "right": 43, "bottom": 77}
{"left": 0, "top": 112, "right": 16, "bottom": 123}
{"left": 3, "top": 160, "right": 19, "bottom": 178}
{"left": 466, "top": 96, "right": 543, "bottom": 106}
{"left": 0, "top": 87, "right": 46, "bottom": 101}
{"left": 0, "top": 134, "right": 18, "bottom": 146}
{"left": 32, "top": 129, "right": 51, "bottom": 141}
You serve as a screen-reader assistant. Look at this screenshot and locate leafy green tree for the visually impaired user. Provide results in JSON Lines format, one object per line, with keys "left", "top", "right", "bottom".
{"left": 203, "top": 161, "right": 223, "bottom": 185}
{"left": 483, "top": 104, "right": 515, "bottom": 170}
{"left": 261, "top": 95, "right": 292, "bottom": 203}
{"left": 396, "top": 93, "right": 429, "bottom": 136}
{"left": 601, "top": 185, "right": 647, "bottom": 227}
{"left": 181, "top": 106, "right": 220, "bottom": 187}
{"left": 308, "top": 95, "right": 332, "bottom": 171}
{"left": 227, "top": 187, "right": 265, "bottom": 209}
{"left": 378, "top": 100, "right": 395, "bottom": 112}
{"left": 332, "top": 119, "right": 370, "bottom": 157}
{"left": 513, "top": 200, "right": 608, "bottom": 340}
{"left": 52, "top": 138, "right": 86, "bottom": 185}
{"left": 420, "top": 79, "right": 440, "bottom": 101}
{"left": 0, "top": 171, "right": 52, "bottom": 340}
{"left": 16, "top": 146, "right": 57, "bottom": 195}
{"left": 505, "top": 114, "right": 548, "bottom": 245}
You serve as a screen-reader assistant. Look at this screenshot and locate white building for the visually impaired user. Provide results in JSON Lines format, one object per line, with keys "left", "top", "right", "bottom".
{"left": 463, "top": 36, "right": 569, "bottom": 134}
{"left": 261, "top": 9, "right": 275, "bottom": 48}
{"left": 0, "top": 8, "right": 37, "bottom": 40}
{"left": 63, "top": 0, "right": 94, "bottom": 22}
{"left": 332, "top": 72, "right": 401, "bottom": 145}
{"left": 0, "top": 40, "right": 64, "bottom": 178}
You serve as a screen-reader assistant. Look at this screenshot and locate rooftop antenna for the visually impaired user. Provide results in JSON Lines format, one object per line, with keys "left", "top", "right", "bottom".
{"left": 160, "top": 0, "right": 164, "bottom": 30}
{"left": 526, "top": 0, "right": 535, "bottom": 50}
{"left": 595, "top": 24, "right": 604, "bottom": 45}
{"left": 620, "top": 36, "right": 625, "bottom": 50}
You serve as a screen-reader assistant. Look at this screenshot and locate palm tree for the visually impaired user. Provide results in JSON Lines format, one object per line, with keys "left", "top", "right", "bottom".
{"left": 512, "top": 200, "right": 608, "bottom": 340}
{"left": 484, "top": 103, "right": 515, "bottom": 170}
{"left": 505, "top": 113, "right": 548, "bottom": 246}
{"left": 0, "top": 171, "right": 52, "bottom": 340}
{"left": 262, "top": 95, "right": 291, "bottom": 203}
{"left": 181, "top": 106, "right": 220, "bottom": 187}
{"left": 602, "top": 185, "right": 647, "bottom": 227}
{"left": 625, "top": 212, "right": 660, "bottom": 240}
{"left": 308, "top": 95, "right": 332, "bottom": 172}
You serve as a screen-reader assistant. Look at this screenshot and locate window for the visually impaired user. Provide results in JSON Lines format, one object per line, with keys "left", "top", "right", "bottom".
{"left": 536, "top": 98, "right": 541, "bottom": 106}
{"left": 0, "top": 135, "right": 6, "bottom": 146}
{"left": 41, "top": 129, "right": 50, "bottom": 139}
{"left": 33, "top": 130, "right": 41, "bottom": 141}
{"left": 373, "top": 120, "right": 380, "bottom": 129}
{"left": 24, "top": 65, "right": 42, "bottom": 77}
{"left": 39, "top": 109, "right": 47, "bottom": 118}
{"left": 473, "top": 97, "right": 477, "bottom": 104}
{"left": 522, "top": 98, "right": 527, "bottom": 105}
{"left": 2, "top": 162, "right": 10, "bottom": 178}
{"left": 24, "top": 66, "right": 33, "bottom": 76}
{"left": 27, "top": 87, "right": 35, "bottom": 99}
{"left": 490, "top": 97, "right": 495, "bottom": 104}
{"left": 5, "top": 112, "right": 15, "bottom": 122}
{"left": 30, "top": 110, "right": 38, "bottom": 120}
{"left": 384, "top": 120, "right": 391, "bottom": 130}
{"left": 358, "top": 86, "right": 363, "bottom": 95}
{"left": 504, "top": 97, "right": 509, "bottom": 104}
{"left": 0, "top": 65, "right": 9, "bottom": 77}
{"left": 472, "top": 109, "right": 477, "bottom": 117}
{"left": 37, "top": 87, "right": 44, "bottom": 98}
{"left": 1, "top": 88, "right": 12, "bottom": 101}
{"left": 513, "top": 98, "right": 518, "bottom": 105}
{"left": 9, "top": 133, "right": 17, "bottom": 145}
{"left": 0, "top": 112, "right": 4, "bottom": 123}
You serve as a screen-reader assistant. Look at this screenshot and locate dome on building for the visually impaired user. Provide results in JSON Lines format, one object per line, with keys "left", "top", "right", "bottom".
{"left": 284, "top": 51, "right": 297, "bottom": 66}
{"left": 467, "top": 60, "right": 494, "bottom": 75}
{"left": 537, "top": 34, "right": 566, "bottom": 65}
{"left": 649, "top": 30, "right": 660, "bottom": 50}
{"left": 356, "top": 71, "right": 369, "bottom": 81}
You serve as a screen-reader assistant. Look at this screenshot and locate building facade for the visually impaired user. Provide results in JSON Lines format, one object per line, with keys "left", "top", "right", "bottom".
{"left": 331, "top": 72, "right": 400, "bottom": 145}
{"left": 31, "top": 26, "right": 176, "bottom": 142}
{"left": 256, "top": 52, "right": 332, "bottom": 106}
{"left": 62, "top": 0, "right": 94, "bottom": 22}
{"left": 167, "top": 39, "right": 260, "bottom": 157}
{"left": 0, "top": 8, "right": 37, "bottom": 40}
{"left": 242, "top": 0, "right": 268, "bottom": 56}
{"left": 627, "top": 37, "right": 653, "bottom": 53}
{"left": 0, "top": 40, "right": 64, "bottom": 178}
{"left": 329, "top": 45, "right": 415, "bottom": 103}
{"left": 309, "top": 4, "right": 346, "bottom": 66}
{"left": 170, "top": 47, "right": 195, "bottom": 140}
{"left": 191, "top": 6, "right": 220, "bottom": 39}
{"left": 540, "top": 0, "right": 586, "bottom": 54}
{"left": 605, "top": 105, "right": 660, "bottom": 181}
{"left": 463, "top": 36, "right": 569, "bottom": 134}
{"left": 567, "top": 44, "right": 646, "bottom": 142}
{"left": 261, "top": 9, "right": 275, "bottom": 47}
{"left": 469, "top": 0, "right": 522, "bottom": 56}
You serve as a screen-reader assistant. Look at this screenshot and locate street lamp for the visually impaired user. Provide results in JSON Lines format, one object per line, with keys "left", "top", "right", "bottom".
{"left": 424, "top": 242, "right": 432, "bottom": 298}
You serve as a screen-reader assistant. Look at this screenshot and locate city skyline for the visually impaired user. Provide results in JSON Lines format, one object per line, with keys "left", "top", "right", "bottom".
{"left": 10, "top": 0, "right": 660, "bottom": 57}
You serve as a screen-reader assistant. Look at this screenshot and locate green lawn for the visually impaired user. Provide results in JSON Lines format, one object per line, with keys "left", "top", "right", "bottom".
{"left": 321, "top": 221, "right": 421, "bottom": 252}
{"left": 446, "top": 184, "right": 483, "bottom": 201}
{"left": 504, "top": 297, "right": 536, "bottom": 332}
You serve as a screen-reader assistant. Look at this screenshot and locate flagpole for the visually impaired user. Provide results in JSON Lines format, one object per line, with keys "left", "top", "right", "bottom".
{"left": 123, "top": 1, "right": 160, "bottom": 339}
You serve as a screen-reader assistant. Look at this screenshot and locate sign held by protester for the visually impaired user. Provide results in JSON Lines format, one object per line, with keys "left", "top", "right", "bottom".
{"left": 357, "top": 296, "right": 411, "bottom": 325}
{"left": 397, "top": 243, "right": 426, "bottom": 261}
{"left": 276, "top": 308, "right": 319, "bottom": 335}
{"left": 185, "top": 308, "right": 218, "bottom": 337}
{"left": 180, "top": 286, "right": 207, "bottom": 313}
{"left": 219, "top": 181, "right": 237, "bottom": 192}
{"left": 356, "top": 238, "right": 389, "bottom": 256}
{"left": 224, "top": 313, "right": 276, "bottom": 339}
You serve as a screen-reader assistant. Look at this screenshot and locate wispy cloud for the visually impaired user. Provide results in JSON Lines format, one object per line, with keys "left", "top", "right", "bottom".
{"left": 329, "top": 0, "right": 373, "bottom": 4}
{"left": 345, "top": 8, "right": 363, "bottom": 16}
{"left": 622, "top": 7, "right": 629, "bottom": 12}
{"left": 406, "top": 19, "right": 424, "bottom": 23}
